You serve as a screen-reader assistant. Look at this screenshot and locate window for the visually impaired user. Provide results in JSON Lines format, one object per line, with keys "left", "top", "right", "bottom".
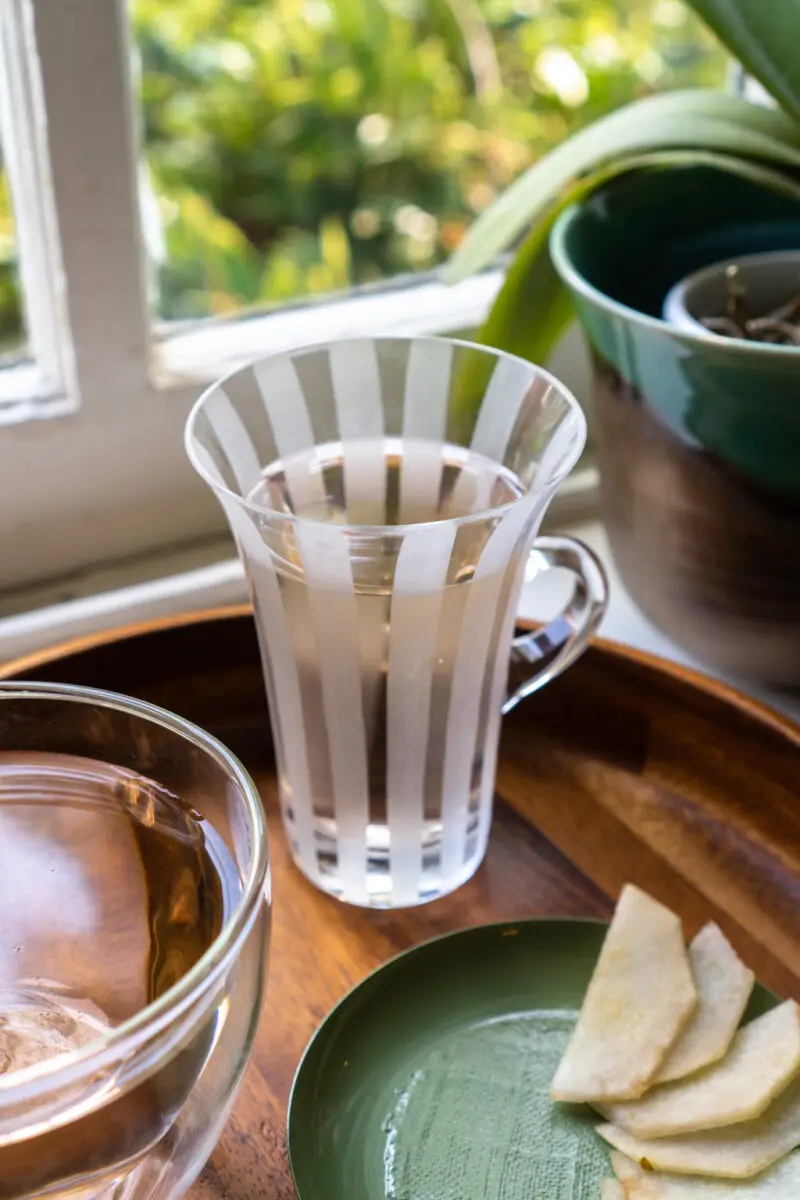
{"left": 136, "top": 0, "right": 726, "bottom": 324}
{"left": 0, "top": 164, "right": 26, "bottom": 364}
{"left": 0, "top": 0, "right": 725, "bottom": 609}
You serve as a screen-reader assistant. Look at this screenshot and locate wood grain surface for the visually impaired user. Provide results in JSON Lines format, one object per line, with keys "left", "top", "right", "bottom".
{"left": 2, "top": 609, "right": 799, "bottom": 1199}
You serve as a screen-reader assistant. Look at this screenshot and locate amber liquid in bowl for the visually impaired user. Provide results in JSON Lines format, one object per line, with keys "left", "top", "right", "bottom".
{"left": 0, "top": 752, "right": 241, "bottom": 1200}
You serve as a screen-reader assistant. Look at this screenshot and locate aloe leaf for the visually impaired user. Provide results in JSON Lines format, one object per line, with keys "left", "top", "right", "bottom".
{"left": 479, "top": 151, "right": 800, "bottom": 361}
{"left": 444, "top": 90, "right": 800, "bottom": 283}
{"left": 450, "top": 151, "right": 800, "bottom": 418}
{"left": 688, "top": 0, "right": 800, "bottom": 124}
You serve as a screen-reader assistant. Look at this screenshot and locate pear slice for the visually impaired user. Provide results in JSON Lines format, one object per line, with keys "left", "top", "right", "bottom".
{"left": 598, "top": 1001, "right": 800, "bottom": 1138}
{"left": 622, "top": 1151, "right": 800, "bottom": 1198}
{"left": 551, "top": 885, "right": 697, "bottom": 1102}
{"left": 598, "top": 1075, "right": 800, "bottom": 1179}
{"left": 601, "top": 1181, "right": 625, "bottom": 1199}
{"left": 610, "top": 1150, "right": 642, "bottom": 1184}
{"left": 655, "top": 923, "right": 754, "bottom": 1084}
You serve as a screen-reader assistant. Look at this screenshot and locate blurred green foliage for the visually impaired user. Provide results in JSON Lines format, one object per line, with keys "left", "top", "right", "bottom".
{"left": 0, "top": 0, "right": 725, "bottom": 350}
{"left": 0, "top": 165, "right": 23, "bottom": 357}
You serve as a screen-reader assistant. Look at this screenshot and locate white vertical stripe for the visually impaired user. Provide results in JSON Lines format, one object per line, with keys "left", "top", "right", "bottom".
{"left": 469, "top": 356, "right": 535, "bottom": 464}
{"left": 402, "top": 338, "right": 452, "bottom": 441}
{"left": 474, "top": 493, "right": 538, "bottom": 580}
{"left": 252, "top": 355, "right": 327, "bottom": 515}
{"left": 386, "top": 522, "right": 457, "bottom": 905}
{"left": 203, "top": 387, "right": 262, "bottom": 498}
{"left": 397, "top": 440, "right": 445, "bottom": 524}
{"left": 532, "top": 404, "right": 581, "bottom": 489}
{"left": 447, "top": 355, "right": 534, "bottom": 517}
{"left": 329, "top": 340, "right": 385, "bottom": 524}
{"left": 221, "top": 500, "right": 320, "bottom": 884}
{"left": 439, "top": 494, "right": 539, "bottom": 882}
{"left": 398, "top": 339, "right": 452, "bottom": 523}
{"left": 190, "top": 441, "right": 225, "bottom": 489}
{"left": 296, "top": 520, "right": 370, "bottom": 903}
{"left": 474, "top": 545, "right": 530, "bottom": 858}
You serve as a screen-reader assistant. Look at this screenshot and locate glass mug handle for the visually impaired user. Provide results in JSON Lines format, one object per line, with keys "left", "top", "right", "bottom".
{"left": 502, "top": 535, "right": 609, "bottom": 714}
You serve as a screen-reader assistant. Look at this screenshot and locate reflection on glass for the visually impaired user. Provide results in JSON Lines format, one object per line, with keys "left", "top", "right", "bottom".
{"left": 132, "top": 0, "right": 727, "bottom": 323}
{"left": 0, "top": 154, "right": 27, "bottom": 363}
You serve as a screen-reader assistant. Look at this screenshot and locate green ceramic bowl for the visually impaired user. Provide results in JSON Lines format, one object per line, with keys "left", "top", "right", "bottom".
{"left": 287, "top": 919, "right": 775, "bottom": 1200}
{"left": 550, "top": 165, "right": 800, "bottom": 498}
{"left": 549, "top": 165, "right": 800, "bottom": 682}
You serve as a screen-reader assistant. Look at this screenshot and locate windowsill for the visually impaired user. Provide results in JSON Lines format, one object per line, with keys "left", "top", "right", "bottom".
{"left": 0, "top": 268, "right": 505, "bottom": 416}
{"left": 0, "top": 361, "right": 74, "bottom": 423}
{"left": 155, "top": 268, "right": 506, "bottom": 386}
{"left": 1, "top": 510, "right": 797, "bottom": 727}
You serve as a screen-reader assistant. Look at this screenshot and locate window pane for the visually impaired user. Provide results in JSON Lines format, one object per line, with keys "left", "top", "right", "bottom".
{"left": 132, "top": 0, "right": 727, "bottom": 324}
{"left": 0, "top": 152, "right": 27, "bottom": 363}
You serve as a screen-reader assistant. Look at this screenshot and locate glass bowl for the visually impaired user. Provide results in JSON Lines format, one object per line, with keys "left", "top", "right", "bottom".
{"left": 0, "top": 680, "right": 270, "bottom": 1200}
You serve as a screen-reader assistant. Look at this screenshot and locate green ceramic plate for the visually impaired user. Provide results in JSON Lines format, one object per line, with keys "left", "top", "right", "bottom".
{"left": 288, "top": 919, "right": 775, "bottom": 1200}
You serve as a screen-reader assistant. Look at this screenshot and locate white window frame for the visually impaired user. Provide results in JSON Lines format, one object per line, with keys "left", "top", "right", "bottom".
{"left": 0, "top": 0, "right": 73, "bottom": 415}
{"left": 0, "top": 0, "right": 596, "bottom": 611}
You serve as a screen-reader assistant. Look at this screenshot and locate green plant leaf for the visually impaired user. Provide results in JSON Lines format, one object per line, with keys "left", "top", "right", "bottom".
{"left": 451, "top": 151, "right": 800, "bottom": 419}
{"left": 443, "top": 90, "right": 800, "bottom": 283}
{"left": 688, "top": 0, "right": 800, "bottom": 123}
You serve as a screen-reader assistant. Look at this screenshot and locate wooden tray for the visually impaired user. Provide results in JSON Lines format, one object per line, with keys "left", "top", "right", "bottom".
{"left": 3, "top": 609, "right": 799, "bottom": 1200}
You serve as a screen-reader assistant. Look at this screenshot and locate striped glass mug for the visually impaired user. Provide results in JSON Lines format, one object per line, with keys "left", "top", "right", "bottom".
{"left": 186, "top": 336, "right": 606, "bottom": 908}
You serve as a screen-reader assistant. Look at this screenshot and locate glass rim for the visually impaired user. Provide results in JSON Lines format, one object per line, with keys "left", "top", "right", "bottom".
{"left": 184, "top": 334, "right": 587, "bottom": 533}
{"left": 0, "top": 679, "right": 269, "bottom": 1101}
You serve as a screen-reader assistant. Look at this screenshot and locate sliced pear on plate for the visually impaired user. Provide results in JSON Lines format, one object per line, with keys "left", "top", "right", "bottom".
{"left": 622, "top": 1150, "right": 800, "bottom": 1198}
{"left": 611, "top": 1150, "right": 642, "bottom": 1184}
{"left": 598, "top": 1075, "right": 800, "bottom": 1179}
{"left": 598, "top": 1001, "right": 800, "bottom": 1138}
{"left": 550, "top": 885, "right": 697, "bottom": 1102}
{"left": 655, "top": 923, "right": 754, "bottom": 1085}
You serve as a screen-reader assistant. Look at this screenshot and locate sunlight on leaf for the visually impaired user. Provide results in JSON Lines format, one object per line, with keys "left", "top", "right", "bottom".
{"left": 688, "top": 0, "right": 800, "bottom": 123}
{"left": 444, "top": 90, "right": 800, "bottom": 283}
{"left": 320, "top": 216, "right": 352, "bottom": 288}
